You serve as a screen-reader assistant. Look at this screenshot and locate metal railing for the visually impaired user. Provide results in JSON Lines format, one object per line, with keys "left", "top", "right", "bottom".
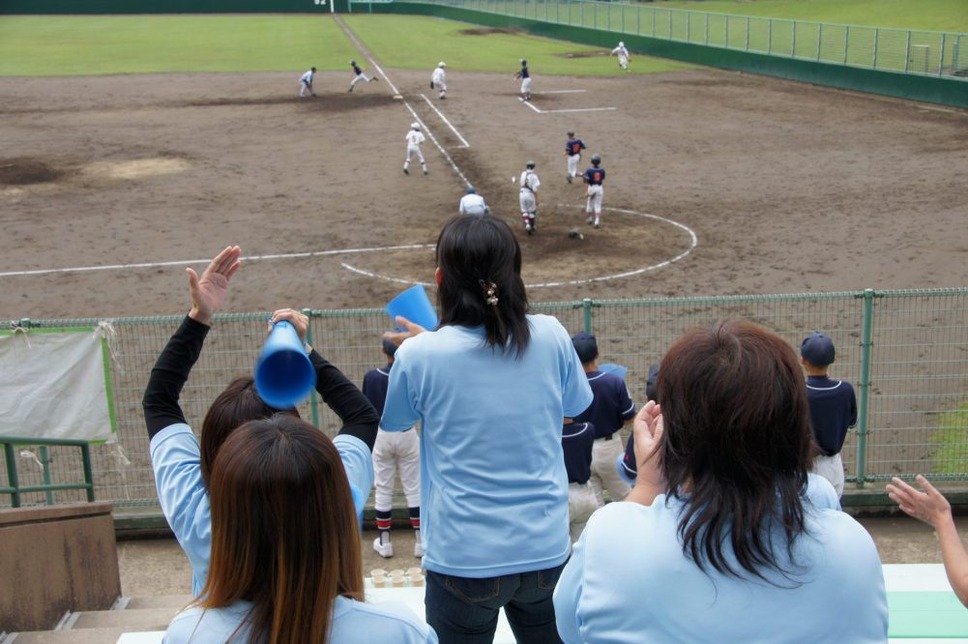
{"left": 407, "top": 0, "right": 968, "bottom": 80}
{"left": 0, "top": 436, "right": 95, "bottom": 507}
{"left": 3, "top": 287, "right": 968, "bottom": 511}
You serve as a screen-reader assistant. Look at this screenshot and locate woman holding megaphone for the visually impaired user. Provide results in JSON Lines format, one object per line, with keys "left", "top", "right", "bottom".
{"left": 142, "top": 246, "right": 378, "bottom": 595}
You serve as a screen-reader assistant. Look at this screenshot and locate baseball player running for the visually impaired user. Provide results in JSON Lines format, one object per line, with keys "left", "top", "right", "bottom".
{"left": 611, "top": 41, "right": 631, "bottom": 71}
{"left": 403, "top": 123, "right": 428, "bottom": 176}
{"left": 564, "top": 130, "right": 586, "bottom": 184}
{"left": 348, "top": 60, "right": 379, "bottom": 92}
{"left": 514, "top": 59, "right": 532, "bottom": 101}
{"left": 299, "top": 66, "right": 317, "bottom": 97}
{"left": 519, "top": 160, "right": 541, "bottom": 234}
{"left": 431, "top": 61, "right": 447, "bottom": 100}
{"left": 583, "top": 154, "right": 605, "bottom": 228}
{"left": 459, "top": 186, "right": 489, "bottom": 216}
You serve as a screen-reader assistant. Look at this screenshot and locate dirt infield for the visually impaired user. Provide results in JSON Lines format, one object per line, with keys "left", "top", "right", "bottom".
{"left": 1, "top": 67, "right": 966, "bottom": 321}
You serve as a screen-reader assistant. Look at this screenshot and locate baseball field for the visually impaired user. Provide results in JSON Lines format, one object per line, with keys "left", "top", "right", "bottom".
{"left": 0, "top": 8, "right": 966, "bottom": 323}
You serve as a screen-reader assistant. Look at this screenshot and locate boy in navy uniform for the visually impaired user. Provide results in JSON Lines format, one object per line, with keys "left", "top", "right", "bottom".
{"left": 571, "top": 331, "right": 635, "bottom": 504}
{"left": 564, "top": 131, "right": 586, "bottom": 184}
{"left": 801, "top": 331, "right": 857, "bottom": 497}
{"left": 583, "top": 154, "right": 606, "bottom": 228}
{"left": 562, "top": 420, "right": 599, "bottom": 541}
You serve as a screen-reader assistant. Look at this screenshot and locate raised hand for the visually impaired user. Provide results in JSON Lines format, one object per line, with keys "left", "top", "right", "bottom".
{"left": 187, "top": 245, "right": 242, "bottom": 325}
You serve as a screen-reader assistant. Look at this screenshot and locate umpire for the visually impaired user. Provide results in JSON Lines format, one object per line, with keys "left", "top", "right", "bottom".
{"left": 570, "top": 331, "right": 635, "bottom": 504}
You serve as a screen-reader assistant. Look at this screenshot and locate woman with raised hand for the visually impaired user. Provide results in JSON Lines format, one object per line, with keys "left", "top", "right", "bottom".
{"left": 554, "top": 320, "right": 888, "bottom": 643}
{"left": 381, "top": 215, "right": 593, "bottom": 643}
{"left": 142, "top": 245, "right": 378, "bottom": 597}
{"left": 164, "top": 414, "right": 436, "bottom": 643}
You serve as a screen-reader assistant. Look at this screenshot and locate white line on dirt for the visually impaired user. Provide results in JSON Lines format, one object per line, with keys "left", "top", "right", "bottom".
{"left": 420, "top": 94, "right": 470, "bottom": 147}
{"left": 340, "top": 206, "right": 700, "bottom": 289}
{"left": 544, "top": 107, "right": 618, "bottom": 113}
{"left": 0, "top": 245, "right": 435, "bottom": 278}
{"left": 539, "top": 90, "right": 588, "bottom": 94}
{"left": 519, "top": 98, "right": 543, "bottom": 113}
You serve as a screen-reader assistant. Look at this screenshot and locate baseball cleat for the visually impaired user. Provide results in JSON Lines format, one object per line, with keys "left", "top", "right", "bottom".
{"left": 423, "top": 169, "right": 428, "bottom": 175}
{"left": 403, "top": 167, "right": 409, "bottom": 175}
{"left": 373, "top": 534, "right": 394, "bottom": 558}
{"left": 586, "top": 216, "right": 594, "bottom": 225}
{"left": 566, "top": 175, "right": 573, "bottom": 184}
{"left": 594, "top": 219, "right": 601, "bottom": 229}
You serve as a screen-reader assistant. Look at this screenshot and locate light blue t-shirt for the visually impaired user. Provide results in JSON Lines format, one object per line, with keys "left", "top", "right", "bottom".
{"left": 381, "top": 314, "right": 593, "bottom": 577}
{"left": 553, "top": 495, "right": 888, "bottom": 643}
{"left": 164, "top": 595, "right": 437, "bottom": 643}
{"left": 150, "top": 423, "right": 374, "bottom": 596}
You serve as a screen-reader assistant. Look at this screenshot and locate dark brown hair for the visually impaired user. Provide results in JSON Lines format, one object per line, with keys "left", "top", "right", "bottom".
{"left": 435, "top": 215, "right": 531, "bottom": 356}
{"left": 657, "top": 319, "right": 813, "bottom": 581}
{"left": 199, "top": 376, "right": 298, "bottom": 489}
{"left": 199, "top": 414, "right": 363, "bottom": 642}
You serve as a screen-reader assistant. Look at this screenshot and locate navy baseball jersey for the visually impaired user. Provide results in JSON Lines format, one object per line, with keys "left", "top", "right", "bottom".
{"left": 806, "top": 375, "right": 857, "bottom": 455}
{"left": 352, "top": 63, "right": 363, "bottom": 75}
{"left": 517, "top": 64, "right": 530, "bottom": 79}
{"left": 362, "top": 363, "right": 392, "bottom": 417}
{"left": 562, "top": 421, "right": 595, "bottom": 484}
{"left": 574, "top": 370, "right": 635, "bottom": 439}
{"left": 583, "top": 166, "right": 606, "bottom": 186}
{"left": 566, "top": 138, "right": 586, "bottom": 156}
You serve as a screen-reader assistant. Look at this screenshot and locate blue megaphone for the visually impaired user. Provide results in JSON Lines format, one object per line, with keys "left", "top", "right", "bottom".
{"left": 254, "top": 321, "right": 317, "bottom": 409}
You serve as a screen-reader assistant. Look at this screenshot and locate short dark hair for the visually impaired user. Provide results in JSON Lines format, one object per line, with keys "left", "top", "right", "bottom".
{"left": 658, "top": 319, "right": 813, "bottom": 581}
{"left": 200, "top": 376, "right": 298, "bottom": 489}
{"left": 436, "top": 215, "right": 530, "bottom": 356}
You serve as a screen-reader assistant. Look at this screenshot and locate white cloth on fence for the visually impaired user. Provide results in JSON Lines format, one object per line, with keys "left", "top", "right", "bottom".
{"left": 0, "top": 327, "right": 115, "bottom": 441}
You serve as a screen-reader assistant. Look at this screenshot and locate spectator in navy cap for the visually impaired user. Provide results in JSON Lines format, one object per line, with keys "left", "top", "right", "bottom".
{"left": 570, "top": 330, "right": 636, "bottom": 505}
{"left": 800, "top": 331, "right": 857, "bottom": 497}
{"left": 362, "top": 336, "right": 423, "bottom": 559}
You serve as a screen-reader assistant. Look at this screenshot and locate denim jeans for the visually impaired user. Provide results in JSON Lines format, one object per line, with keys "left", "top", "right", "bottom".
{"left": 425, "top": 563, "right": 566, "bottom": 644}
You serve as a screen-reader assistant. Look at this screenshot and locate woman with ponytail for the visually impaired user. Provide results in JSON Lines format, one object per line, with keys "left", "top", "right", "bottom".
{"left": 382, "top": 215, "right": 592, "bottom": 643}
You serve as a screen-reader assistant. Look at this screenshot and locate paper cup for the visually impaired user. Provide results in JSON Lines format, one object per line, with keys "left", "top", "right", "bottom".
{"left": 386, "top": 285, "right": 438, "bottom": 331}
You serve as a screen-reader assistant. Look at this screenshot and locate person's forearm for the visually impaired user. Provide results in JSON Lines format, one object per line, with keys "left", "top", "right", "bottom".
{"left": 142, "top": 316, "right": 209, "bottom": 439}
{"left": 935, "top": 515, "right": 968, "bottom": 607}
{"left": 309, "top": 350, "right": 379, "bottom": 450}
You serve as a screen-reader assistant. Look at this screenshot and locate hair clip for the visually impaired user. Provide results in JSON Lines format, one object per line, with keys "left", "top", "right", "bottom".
{"left": 479, "top": 280, "right": 499, "bottom": 307}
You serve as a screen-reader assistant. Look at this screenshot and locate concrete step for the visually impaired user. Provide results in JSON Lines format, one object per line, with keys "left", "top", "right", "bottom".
{"left": 118, "top": 595, "right": 191, "bottom": 610}
{"left": 67, "top": 608, "right": 175, "bottom": 631}
{"left": 4, "top": 627, "right": 131, "bottom": 643}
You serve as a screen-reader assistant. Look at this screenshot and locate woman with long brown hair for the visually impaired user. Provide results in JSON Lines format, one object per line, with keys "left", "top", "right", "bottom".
{"left": 164, "top": 415, "right": 435, "bottom": 642}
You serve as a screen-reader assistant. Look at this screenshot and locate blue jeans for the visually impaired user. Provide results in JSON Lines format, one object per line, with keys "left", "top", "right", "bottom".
{"left": 425, "top": 563, "right": 566, "bottom": 644}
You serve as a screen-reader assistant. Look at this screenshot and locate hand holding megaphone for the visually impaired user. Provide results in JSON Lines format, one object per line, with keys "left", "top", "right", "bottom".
{"left": 254, "top": 309, "right": 317, "bottom": 410}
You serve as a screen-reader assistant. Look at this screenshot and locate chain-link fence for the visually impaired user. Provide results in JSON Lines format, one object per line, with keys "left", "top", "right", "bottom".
{"left": 410, "top": 0, "right": 968, "bottom": 80}
{"left": 3, "top": 287, "right": 968, "bottom": 511}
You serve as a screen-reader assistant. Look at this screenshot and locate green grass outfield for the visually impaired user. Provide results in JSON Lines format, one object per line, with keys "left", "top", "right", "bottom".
{"left": 0, "top": 0, "right": 963, "bottom": 78}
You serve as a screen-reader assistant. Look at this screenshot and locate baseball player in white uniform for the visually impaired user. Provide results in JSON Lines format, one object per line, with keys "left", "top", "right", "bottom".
{"left": 459, "top": 186, "right": 489, "bottom": 216}
{"left": 431, "top": 61, "right": 447, "bottom": 100}
{"left": 519, "top": 160, "right": 541, "bottom": 234}
{"left": 611, "top": 41, "right": 631, "bottom": 71}
{"left": 403, "top": 122, "right": 428, "bottom": 175}
{"left": 514, "top": 59, "right": 533, "bottom": 101}
{"left": 299, "top": 67, "right": 317, "bottom": 97}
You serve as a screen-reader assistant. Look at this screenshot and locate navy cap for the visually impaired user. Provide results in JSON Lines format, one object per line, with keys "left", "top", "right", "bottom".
{"left": 571, "top": 331, "right": 598, "bottom": 364}
{"left": 382, "top": 338, "right": 399, "bottom": 357}
{"left": 800, "top": 331, "right": 835, "bottom": 367}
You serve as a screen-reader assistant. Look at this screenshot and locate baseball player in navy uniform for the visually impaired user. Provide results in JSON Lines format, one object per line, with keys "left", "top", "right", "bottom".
{"left": 571, "top": 331, "right": 634, "bottom": 504}
{"left": 514, "top": 58, "right": 532, "bottom": 101}
{"left": 363, "top": 338, "right": 423, "bottom": 558}
{"left": 583, "top": 154, "right": 606, "bottom": 229}
{"left": 564, "top": 130, "right": 586, "bottom": 184}
{"left": 403, "top": 122, "right": 428, "bottom": 176}
{"left": 299, "top": 66, "right": 317, "bottom": 97}
{"left": 348, "top": 60, "right": 378, "bottom": 92}
{"left": 459, "top": 186, "right": 489, "bottom": 216}
{"left": 431, "top": 61, "right": 447, "bottom": 100}
{"left": 519, "top": 160, "right": 541, "bottom": 234}
{"left": 801, "top": 331, "right": 857, "bottom": 497}
{"left": 611, "top": 41, "right": 631, "bottom": 71}
{"left": 562, "top": 419, "right": 600, "bottom": 541}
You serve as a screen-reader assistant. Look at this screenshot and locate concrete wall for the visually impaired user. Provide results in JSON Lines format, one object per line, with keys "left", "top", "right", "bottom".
{"left": 0, "top": 502, "right": 121, "bottom": 632}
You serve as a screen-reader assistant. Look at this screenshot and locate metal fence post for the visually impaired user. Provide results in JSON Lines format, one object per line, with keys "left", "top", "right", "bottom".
{"left": 745, "top": 16, "right": 750, "bottom": 51}
{"left": 40, "top": 445, "right": 54, "bottom": 505}
{"left": 873, "top": 27, "right": 879, "bottom": 69}
{"left": 4, "top": 442, "right": 21, "bottom": 507}
{"left": 844, "top": 25, "right": 849, "bottom": 64}
{"left": 904, "top": 30, "right": 911, "bottom": 72}
{"left": 855, "top": 288, "right": 876, "bottom": 489}
{"left": 81, "top": 443, "right": 95, "bottom": 502}
{"left": 940, "top": 33, "right": 947, "bottom": 76}
{"left": 583, "top": 298, "right": 593, "bottom": 334}
{"left": 768, "top": 18, "right": 772, "bottom": 54}
{"left": 817, "top": 23, "right": 823, "bottom": 61}
{"left": 303, "top": 308, "right": 321, "bottom": 429}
